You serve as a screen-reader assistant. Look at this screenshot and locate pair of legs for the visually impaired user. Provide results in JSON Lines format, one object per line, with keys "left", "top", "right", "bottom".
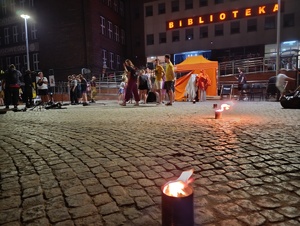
{"left": 121, "top": 79, "right": 140, "bottom": 106}
{"left": 5, "top": 87, "right": 19, "bottom": 108}
{"left": 154, "top": 80, "right": 163, "bottom": 104}
{"left": 164, "top": 81, "right": 174, "bottom": 105}
{"left": 139, "top": 89, "right": 148, "bottom": 103}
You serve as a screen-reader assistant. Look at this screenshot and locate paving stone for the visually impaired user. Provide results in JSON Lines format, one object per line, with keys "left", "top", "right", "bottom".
{"left": 0, "top": 208, "right": 21, "bottom": 224}
{"left": 0, "top": 196, "right": 21, "bottom": 210}
{"left": 47, "top": 207, "right": 71, "bottom": 223}
{"left": 135, "top": 196, "right": 155, "bottom": 209}
{"left": 99, "top": 202, "right": 120, "bottom": 215}
{"left": 22, "top": 205, "right": 46, "bottom": 222}
{"left": 277, "top": 206, "right": 300, "bottom": 218}
{"left": 74, "top": 215, "right": 103, "bottom": 226}
{"left": 260, "top": 209, "right": 285, "bottom": 222}
{"left": 66, "top": 193, "right": 92, "bottom": 207}
{"left": 102, "top": 213, "right": 126, "bottom": 225}
{"left": 237, "top": 212, "right": 266, "bottom": 225}
{"left": 69, "top": 204, "right": 98, "bottom": 219}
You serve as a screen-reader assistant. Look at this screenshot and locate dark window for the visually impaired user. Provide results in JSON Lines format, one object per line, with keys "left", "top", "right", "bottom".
{"left": 185, "top": 0, "right": 193, "bottom": 10}
{"left": 283, "top": 13, "right": 294, "bottom": 27}
{"left": 199, "top": 26, "right": 208, "bottom": 38}
{"left": 158, "top": 3, "right": 165, "bottom": 14}
{"left": 264, "top": 16, "right": 276, "bottom": 30}
{"left": 185, "top": 28, "right": 194, "bottom": 40}
{"left": 199, "top": 0, "right": 208, "bottom": 7}
{"left": 145, "top": 5, "right": 153, "bottom": 17}
{"left": 247, "top": 19, "right": 257, "bottom": 32}
{"left": 146, "top": 34, "right": 154, "bottom": 45}
{"left": 159, "top": 32, "right": 166, "bottom": 43}
{"left": 215, "top": 0, "right": 224, "bottom": 4}
{"left": 172, "top": 30, "right": 180, "bottom": 42}
{"left": 171, "top": 0, "right": 179, "bottom": 12}
{"left": 215, "top": 24, "right": 224, "bottom": 36}
{"left": 230, "top": 21, "right": 240, "bottom": 34}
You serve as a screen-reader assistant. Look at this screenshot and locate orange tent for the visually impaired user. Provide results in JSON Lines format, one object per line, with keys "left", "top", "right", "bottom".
{"left": 174, "top": 55, "right": 218, "bottom": 101}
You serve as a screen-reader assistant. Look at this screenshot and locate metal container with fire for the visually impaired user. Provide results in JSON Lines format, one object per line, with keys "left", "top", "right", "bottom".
{"left": 161, "top": 170, "right": 194, "bottom": 226}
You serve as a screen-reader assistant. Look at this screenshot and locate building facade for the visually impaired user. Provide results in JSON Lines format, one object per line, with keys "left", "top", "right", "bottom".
{"left": 144, "top": 0, "right": 300, "bottom": 66}
{"left": 0, "top": 0, "right": 145, "bottom": 81}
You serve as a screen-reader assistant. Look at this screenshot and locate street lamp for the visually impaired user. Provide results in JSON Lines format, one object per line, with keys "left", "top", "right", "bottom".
{"left": 21, "top": 14, "right": 30, "bottom": 70}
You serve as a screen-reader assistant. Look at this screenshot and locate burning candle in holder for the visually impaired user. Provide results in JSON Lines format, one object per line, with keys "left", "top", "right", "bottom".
{"left": 161, "top": 169, "right": 194, "bottom": 226}
{"left": 215, "top": 103, "right": 231, "bottom": 119}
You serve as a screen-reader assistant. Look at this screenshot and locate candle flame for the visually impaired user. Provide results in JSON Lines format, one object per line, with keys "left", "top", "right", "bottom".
{"left": 163, "top": 181, "right": 188, "bottom": 197}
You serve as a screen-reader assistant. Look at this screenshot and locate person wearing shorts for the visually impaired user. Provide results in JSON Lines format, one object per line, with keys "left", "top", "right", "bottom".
{"left": 164, "top": 54, "right": 175, "bottom": 106}
{"left": 154, "top": 59, "right": 165, "bottom": 104}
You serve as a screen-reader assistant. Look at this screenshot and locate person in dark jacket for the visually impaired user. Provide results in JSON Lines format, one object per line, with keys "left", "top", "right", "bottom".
{"left": 23, "top": 70, "right": 33, "bottom": 107}
{"left": 3, "top": 64, "right": 22, "bottom": 109}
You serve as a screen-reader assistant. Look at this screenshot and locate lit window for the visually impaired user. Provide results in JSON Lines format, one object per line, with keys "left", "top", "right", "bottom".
{"left": 110, "top": 52, "right": 114, "bottom": 69}
{"left": 108, "top": 21, "right": 113, "bottom": 39}
{"left": 102, "top": 49, "right": 107, "bottom": 67}
{"left": 116, "top": 55, "right": 121, "bottom": 70}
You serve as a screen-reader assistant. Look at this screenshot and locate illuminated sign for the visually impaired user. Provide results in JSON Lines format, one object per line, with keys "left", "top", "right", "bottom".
{"left": 167, "top": 3, "right": 280, "bottom": 30}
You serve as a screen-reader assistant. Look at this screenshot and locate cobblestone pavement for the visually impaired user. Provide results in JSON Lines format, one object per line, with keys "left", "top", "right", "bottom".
{"left": 0, "top": 100, "right": 299, "bottom": 226}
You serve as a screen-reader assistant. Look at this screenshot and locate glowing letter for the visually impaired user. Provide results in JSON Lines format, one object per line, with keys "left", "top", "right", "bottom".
{"left": 259, "top": 6, "right": 266, "bottom": 14}
{"left": 199, "top": 17, "right": 204, "bottom": 24}
{"left": 245, "top": 8, "right": 251, "bottom": 16}
{"left": 219, "top": 13, "right": 226, "bottom": 20}
{"left": 188, "top": 18, "right": 193, "bottom": 25}
{"left": 169, "top": 22, "right": 174, "bottom": 29}
{"left": 273, "top": 4, "right": 278, "bottom": 12}
{"left": 210, "top": 15, "right": 213, "bottom": 22}
{"left": 179, "top": 20, "right": 182, "bottom": 27}
{"left": 232, "top": 10, "right": 239, "bottom": 18}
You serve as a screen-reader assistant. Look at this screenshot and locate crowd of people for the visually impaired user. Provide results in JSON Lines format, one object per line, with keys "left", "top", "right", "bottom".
{"left": 119, "top": 54, "right": 176, "bottom": 106}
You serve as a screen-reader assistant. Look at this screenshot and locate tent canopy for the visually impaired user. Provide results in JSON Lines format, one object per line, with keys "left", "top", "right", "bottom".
{"left": 175, "top": 55, "right": 218, "bottom": 72}
{"left": 174, "top": 55, "right": 218, "bottom": 100}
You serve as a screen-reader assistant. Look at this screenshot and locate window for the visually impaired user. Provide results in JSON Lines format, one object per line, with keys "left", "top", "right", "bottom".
{"left": 146, "top": 34, "right": 154, "bottom": 45}
{"left": 102, "top": 49, "right": 107, "bottom": 66}
{"left": 214, "top": 0, "right": 224, "bottom": 4}
{"left": 145, "top": 5, "right": 153, "bottom": 17}
{"left": 114, "top": 0, "right": 118, "bottom": 12}
{"left": 247, "top": 19, "right": 257, "bottom": 32}
{"left": 171, "top": 0, "right": 179, "bottom": 12}
{"left": 215, "top": 24, "right": 223, "bottom": 36}
{"left": 15, "top": 56, "right": 20, "bottom": 70}
{"left": 121, "top": 29, "right": 125, "bottom": 44}
{"left": 20, "top": 0, "right": 25, "bottom": 8}
{"left": 13, "top": 26, "right": 18, "bottom": 43}
{"left": 158, "top": 3, "right": 165, "bottom": 15}
{"left": 283, "top": 13, "right": 295, "bottom": 28}
{"left": 109, "top": 52, "right": 114, "bottom": 69}
{"left": 33, "top": 53, "right": 39, "bottom": 71}
{"left": 108, "top": 0, "right": 112, "bottom": 7}
{"left": 100, "top": 16, "right": 106, "bottom": 35}
{"left": 29, "top": 0, "right": 34, "bottom": 7}
{"left": 185, "top": 28, "right": 193, "bottom": 40}
{"left": 114, "top": 25, "right": 119, "bottom": 42}
{"left": 108, "top": 21, "right": 113, "bottom": 39}
{"left": 199, "top": 26, "right": 208, "bottom": 38}
{"left": 199, "top": 0, "right": 208, "bottom": 7}
{"left": 23, "top": 55, "right": 27, "bottom": 69}
{"left": 21, "top": 26, "right": 25, "bottom": 41}
{"left": 116, "top": 55, "right": 120, "bottom": 70}
{"left": 2, "top": 0, "right": 7, "bottom": 16}
{"left": 185, "top": 0, "right": 193, "bottom": 10}
{"left": 31, "top": 23, "right": 37, "bottom": 39}
{"left": 4, "top": 28, "right": 9, "bottom": 45}
{"left": 6, "top": 57, "right": 11, "bottom": 67}
{"left": 10, "top": 0, "right": 16, "bottom": 11}
{"left": 230, "top": 21, "right": 240, "bottom": 34}
{"left": 172, "top": 30, "right": 180, "bottom": 42}
{"left": 159, "top": 32, "right": 166, "bottom": 44}
{"left": 264, "top": 16, "right": 275, "bottom": 30}
{"left": 119, "top": 1, "right": 124, "bottom": 17}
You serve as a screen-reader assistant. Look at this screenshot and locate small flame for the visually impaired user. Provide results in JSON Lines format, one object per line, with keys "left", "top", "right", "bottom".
{"left": 216, "top": 104, "right": 231, "bottom": 112}
{"left": 163, "top": 181, "right": 188, "bottom": 197}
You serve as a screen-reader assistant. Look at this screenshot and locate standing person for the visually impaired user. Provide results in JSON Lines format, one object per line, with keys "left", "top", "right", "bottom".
{"left": 137, "top": 69, "right": 151, "bottom": 104}
{"left": 23, "top": 70, "right": 33, "bottom": 107}
{"left": 3, "top": 64, "right": 22, "bottom": 110}
{"left": 154, "top": 59, "right": 165, "bottom": 104}
{"left": 197, "top": 70, "right": 211, "bottom": 102}
{"left": 90, "top": 76, "right": 97, "bottom": 103}
{"left": 164, "top": 54, "right": 175, "bottom": 106}
{"left": 276, "top": 68, "right": 295, "bottom": 100}
{"left": 70, "top": 74, "right": 78, "bottom": 105}
{"left": 80, "top": 74, "right": 89, "bottom": 106}
{"left": 120, "top": 59, "right": 140, "bottom": 106}
{"left": 235, "top": 67, "right": 247, "bottom": 100}
{"left": 37, "top": 71, "right": 49, "bottom": 105}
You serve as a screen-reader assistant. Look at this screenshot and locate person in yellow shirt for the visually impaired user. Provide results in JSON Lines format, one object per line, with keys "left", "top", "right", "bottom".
{"left": 164, "top": 54, "right": 175, "bottom": 106}
{"left": 154, "top": 59, "right": 165, "bottom": 104}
